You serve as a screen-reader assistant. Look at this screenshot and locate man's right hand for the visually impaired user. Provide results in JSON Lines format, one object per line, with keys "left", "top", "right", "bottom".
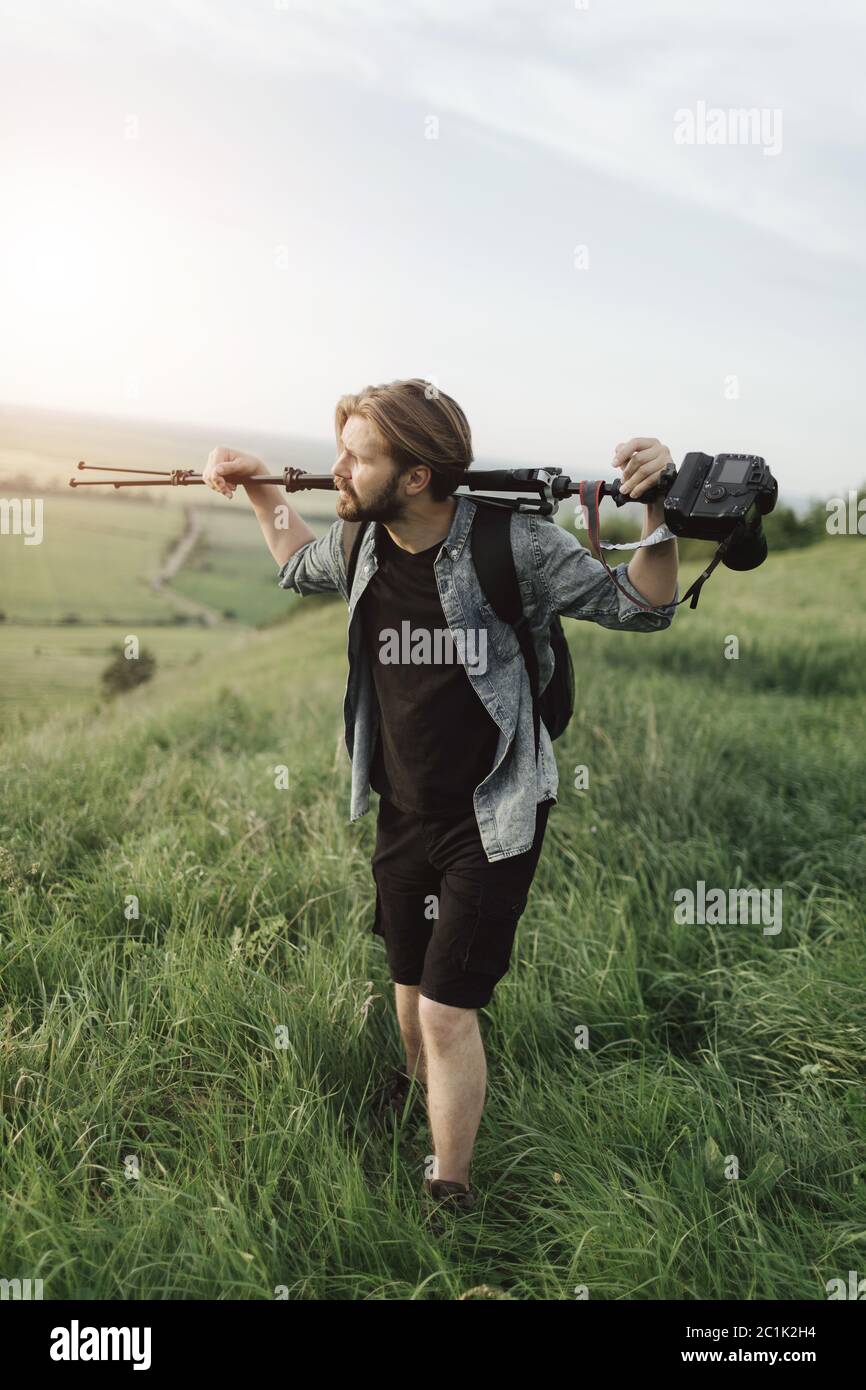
{"left": 203, "top": 447, "right": 265, "bottom": 498}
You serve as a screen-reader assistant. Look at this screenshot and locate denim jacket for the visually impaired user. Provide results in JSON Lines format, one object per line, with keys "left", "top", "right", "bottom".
{"left": 277, "top": 494, "right": 677, "bottom": 862}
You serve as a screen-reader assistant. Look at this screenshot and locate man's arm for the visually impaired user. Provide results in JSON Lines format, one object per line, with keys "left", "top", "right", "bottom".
{"left": 620, "top": 496, "right": 679, "bottom": 607}
{"left": 202, "top": 446, "right": 343, "bottom": 595}
{"left": 529, "top": 514, "right": 678, "bottom": 631}
{"left": 616, "top": 437, "right": 678, "bottom": 606}
{"left": 243, "top": 473, "right": 317, "bottom": 571}
{"left": 274, "top": 516, "right": 347, "bottom": 597}
{"left": 526, "top": 435, "right": 680, "bottom": 630}
{"left": 202, "top": 447, "right": 316, "bottom": 568}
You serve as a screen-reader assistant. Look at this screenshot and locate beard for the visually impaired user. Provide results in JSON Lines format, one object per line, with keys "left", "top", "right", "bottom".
{"left": 335, "top": 469, "right": 407, "bottom": 524}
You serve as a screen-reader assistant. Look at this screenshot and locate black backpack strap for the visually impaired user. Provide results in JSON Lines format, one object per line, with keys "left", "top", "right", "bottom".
{"left": 471, "top": 504, "right": 541, "bottom": 756}
{"left": 342, "top": 520, "right": 368, "bottom": 600}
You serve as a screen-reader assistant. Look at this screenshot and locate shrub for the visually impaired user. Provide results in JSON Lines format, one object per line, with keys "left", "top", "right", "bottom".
{"left": 100, "top": 644, "right": 157, "bottom": 697}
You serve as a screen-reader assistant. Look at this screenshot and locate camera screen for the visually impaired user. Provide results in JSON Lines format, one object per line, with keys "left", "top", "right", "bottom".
{"left": 715, "top": 456, "right": 751, "bottom": 484}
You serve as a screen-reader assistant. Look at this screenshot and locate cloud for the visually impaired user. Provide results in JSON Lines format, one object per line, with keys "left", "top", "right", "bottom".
{"left": 4, "top": 0, "right": 858, "bottom": 260}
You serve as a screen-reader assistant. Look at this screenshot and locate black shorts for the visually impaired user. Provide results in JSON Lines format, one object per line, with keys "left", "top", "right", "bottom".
{"left": 370, "top": 795, "right": 553, "bottom": 1009}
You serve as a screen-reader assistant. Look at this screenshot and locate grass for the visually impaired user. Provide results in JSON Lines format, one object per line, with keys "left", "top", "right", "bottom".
{"left": 169, "top": 505, "right": 326, "bottom": 627}
{"left": 0, "top": 625, "right": 246, "bottom": 730}
{"left": 0, "top": 494, "right": 184, "bottom": 622}
{"left": 0, "top": 493, "right": 326, "bottom": 720}
{"left": 0, "top": 540, "right": 864, "bottom": 1299}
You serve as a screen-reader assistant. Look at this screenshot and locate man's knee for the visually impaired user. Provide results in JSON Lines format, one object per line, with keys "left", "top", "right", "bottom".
{"left": 418, "top": 993, "right": 477, "bottom": 1047}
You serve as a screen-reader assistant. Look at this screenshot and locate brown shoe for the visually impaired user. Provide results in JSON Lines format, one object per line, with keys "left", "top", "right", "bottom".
{"left": 423, "top": 1177, "right": 478, "bottom": 1213}
{"left": 369, "top": 1069, "right": 422, "bottom": 1128}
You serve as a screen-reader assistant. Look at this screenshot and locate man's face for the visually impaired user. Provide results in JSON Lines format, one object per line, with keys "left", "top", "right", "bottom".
{"left": 331, "top": 415, "right": 407, "bottom": 523}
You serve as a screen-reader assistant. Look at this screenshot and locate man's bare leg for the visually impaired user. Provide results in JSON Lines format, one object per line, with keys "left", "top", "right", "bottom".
{"left": 417, "top": 996, "right": 485, "bottom": 1187}
{"left": 395, "top": 983, "right": 427, "bottom": 1084}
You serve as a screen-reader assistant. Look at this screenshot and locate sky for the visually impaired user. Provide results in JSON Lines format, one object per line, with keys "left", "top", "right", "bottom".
{"left": 0, "top": 0, "right": 864, "bottom": 492}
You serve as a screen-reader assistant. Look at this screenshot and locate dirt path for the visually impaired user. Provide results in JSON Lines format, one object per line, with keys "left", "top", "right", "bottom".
{"left": 151, "top": 506, "right": 222, "bottom": 627}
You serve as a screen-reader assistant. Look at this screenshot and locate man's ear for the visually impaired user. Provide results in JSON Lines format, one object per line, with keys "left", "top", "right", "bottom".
{"left": 405, "top": 463, "right": 433, "bottom": 496}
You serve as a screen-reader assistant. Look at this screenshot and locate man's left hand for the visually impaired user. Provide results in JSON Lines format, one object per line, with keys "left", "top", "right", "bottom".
{"left": 613, "top": 437, "right": 674, "bottom": 499}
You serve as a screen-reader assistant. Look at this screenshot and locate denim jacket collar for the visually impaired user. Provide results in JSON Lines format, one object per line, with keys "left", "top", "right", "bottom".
{"left": 439, "top": 493, "right": 476, "bottom": 562}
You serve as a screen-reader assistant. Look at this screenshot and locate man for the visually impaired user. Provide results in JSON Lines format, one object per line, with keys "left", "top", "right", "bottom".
{"left": 202, "top": 379, "right": 678, "bottom": 1213}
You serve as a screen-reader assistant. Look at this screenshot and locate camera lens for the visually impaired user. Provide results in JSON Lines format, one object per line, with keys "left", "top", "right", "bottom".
{"left": 723, "top": 521, "right": 768, "bottom": 571}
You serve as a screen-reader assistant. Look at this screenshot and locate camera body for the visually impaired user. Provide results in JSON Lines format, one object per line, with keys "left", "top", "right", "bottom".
{"left": 663, "top": 452, "right": 777, "bottom": 540}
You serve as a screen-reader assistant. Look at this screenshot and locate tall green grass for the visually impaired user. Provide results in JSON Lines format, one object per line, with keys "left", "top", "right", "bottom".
{"left": 1, "top": 542, "right": 864, "bottom": 1299}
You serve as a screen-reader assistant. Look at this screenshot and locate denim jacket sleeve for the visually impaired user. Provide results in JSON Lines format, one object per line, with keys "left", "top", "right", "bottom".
{"left": 275, "top": 519, "right": 347, "bottom": 598}
{"left": 528, "top": 513, "right": 678, "bottom": 631}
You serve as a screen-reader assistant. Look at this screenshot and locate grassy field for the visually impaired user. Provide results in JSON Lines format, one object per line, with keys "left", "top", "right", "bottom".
{"left": 0, "top": 538, "right": 863, "bottom": 1300}
{"left": 0, "top": 625, "right": 245, "bottom": 729}
{"left": 0, "top": 495, "right": 185, "bottom": 623}
{"left": 0, "top": 491, "right": 330, "bottom": 721}
{"left": 168, "top": 506, "right": 313, "bottom": 628}
{"left": 0, "top": 401, "right": 349, "bottom": 721}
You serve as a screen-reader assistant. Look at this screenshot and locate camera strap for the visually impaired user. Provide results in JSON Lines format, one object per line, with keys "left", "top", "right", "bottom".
{"left": 675, "top": 532, "right": 737, "bottom": 609}
{"left": 594, "top": 521, "right": 677, "bottom": 549}
{"left": 578, "top": 479, "right": 735, "bottom": 612}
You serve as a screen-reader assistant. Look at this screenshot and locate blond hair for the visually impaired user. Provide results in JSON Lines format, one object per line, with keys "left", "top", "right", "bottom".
{"left": 334, "top": 378, "right": 472, "bottom": 500}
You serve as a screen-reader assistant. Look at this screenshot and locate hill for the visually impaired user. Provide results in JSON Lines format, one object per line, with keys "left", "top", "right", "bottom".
{"left": 0, "top": 540, "right": 863, "bottom": 1298}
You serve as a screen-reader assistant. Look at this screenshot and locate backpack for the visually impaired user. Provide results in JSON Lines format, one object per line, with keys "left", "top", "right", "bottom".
{"left": 342, "top": 519, "right": 367, "bottom": 595}
{"left": 342, "top": 507, "right": 574, "bottom": 754}
{"left": 470, "top": 503, "right": 574, "bottom": 752}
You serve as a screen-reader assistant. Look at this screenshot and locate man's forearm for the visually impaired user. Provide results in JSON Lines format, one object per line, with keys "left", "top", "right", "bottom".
{"left": 626, "top": 500, "right": 678, "bottom": 606}
{"left": 242, "top": 476, "right": 317, "bottom": 570}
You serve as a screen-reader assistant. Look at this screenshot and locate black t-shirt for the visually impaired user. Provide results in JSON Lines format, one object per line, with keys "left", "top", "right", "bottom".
{"left": 358, "top": 523, "right": 500, "bottom": 815}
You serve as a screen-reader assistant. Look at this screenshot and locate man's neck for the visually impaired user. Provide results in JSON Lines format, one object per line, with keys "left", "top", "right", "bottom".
{"left": 383, "top": 496, "right": 457, "bottom": 554}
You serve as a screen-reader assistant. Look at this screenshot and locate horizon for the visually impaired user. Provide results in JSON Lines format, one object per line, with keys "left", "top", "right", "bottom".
{"left": 0, "top": 399, "right": 838, "bottom": 513}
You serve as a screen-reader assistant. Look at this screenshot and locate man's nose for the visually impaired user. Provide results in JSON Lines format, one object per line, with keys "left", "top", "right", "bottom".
{"left": 332, "top": 453, "right": 350, "bottom": 481}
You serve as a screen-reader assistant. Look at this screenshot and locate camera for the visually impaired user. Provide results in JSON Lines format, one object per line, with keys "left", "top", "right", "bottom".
{"left": 663, "top": 452, "right": 777, "bottom": 538}
{"left": 659, "top": 452, "right": 777, "bottom": 570}
{"left": 459, "top": 450, "right": 778, "bottom": 574}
